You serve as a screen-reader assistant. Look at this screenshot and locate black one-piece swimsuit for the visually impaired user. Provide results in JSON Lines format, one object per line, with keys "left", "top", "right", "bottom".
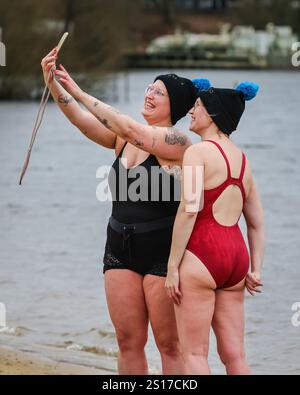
{"left": 103, "top": 142, "right": 180, "bottom": 277}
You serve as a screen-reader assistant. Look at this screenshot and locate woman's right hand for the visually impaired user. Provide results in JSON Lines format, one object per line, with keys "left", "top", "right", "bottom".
{"left": 165, "top": 267, "right": 182, "bottom": 306}
{"left": 246, "top": 271, "right": 263, "bottom": 296}
{"left": 41, "top": 48, "right": 58, "bottom": 86}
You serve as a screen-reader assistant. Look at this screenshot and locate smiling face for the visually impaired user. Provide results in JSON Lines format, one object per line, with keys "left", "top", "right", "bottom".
{"left": 189, "top": 98, "right": 214, "bottom": 134}
{"left": 141, "top": 80, "right": 172, "bottom": 126}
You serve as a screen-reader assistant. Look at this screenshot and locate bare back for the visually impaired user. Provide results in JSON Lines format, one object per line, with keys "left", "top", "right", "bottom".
{"left": 202, "top": 140, "right": 253, "bottom": 227}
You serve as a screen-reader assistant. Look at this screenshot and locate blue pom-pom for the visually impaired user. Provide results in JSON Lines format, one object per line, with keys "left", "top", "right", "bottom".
{"left": 192, "top": 78, "right": 211, "bottom": 93}
{"left": 236, "top": 81, "right": 259, "bottom": 101}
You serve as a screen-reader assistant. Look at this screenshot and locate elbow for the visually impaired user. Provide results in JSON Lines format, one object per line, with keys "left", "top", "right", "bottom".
{"left": 244, "top": 207, "right": 265, "bottom": 232}
{"left": 247, "top": 218, "right": 265, "bottom": 232}
{"left": 183, "top": 209, "right": 198, "bottom": 219}
{"left": 70, "top": 118, "right": 78, "bottom": 127}
{"left": 70, "top": 115, "right": 81, "bottom": 127}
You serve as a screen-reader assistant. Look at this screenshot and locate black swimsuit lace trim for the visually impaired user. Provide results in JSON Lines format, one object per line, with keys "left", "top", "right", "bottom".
{"left": 103, "top": 239, "right": 168, "bottom": 277}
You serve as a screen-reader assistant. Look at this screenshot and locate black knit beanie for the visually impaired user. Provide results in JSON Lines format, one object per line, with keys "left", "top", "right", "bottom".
{"left": 198, "top": 88, "right": 245, "bottom": 135}
{"left": 154, "top": 74, "right": 197, "bottom": 125}
{"left": 195, "top": 81, "right": 259, "bottom": 135}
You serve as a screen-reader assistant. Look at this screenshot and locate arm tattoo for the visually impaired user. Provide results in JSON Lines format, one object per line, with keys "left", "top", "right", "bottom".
{"left": 165, "top": 128, "right": 187, "bottom": 146}
{"left": 134, "top": 139, "right": 144, "bottom": 147}
{"left": 58, "top": 94, "right": 73, "bottom": 106}
{"left": 92, "top": 103, "right": 121, "bottom": 129}
{"left": 96, "top": 115, "right": 112, "bottom": 130}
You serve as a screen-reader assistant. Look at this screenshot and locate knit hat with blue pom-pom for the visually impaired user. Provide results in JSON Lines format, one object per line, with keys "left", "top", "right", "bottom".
{"left": 194, "top": 80, "right": 259, "bottom": 135}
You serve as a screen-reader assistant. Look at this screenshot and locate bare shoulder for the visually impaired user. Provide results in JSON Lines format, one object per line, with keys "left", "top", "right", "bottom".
{"left": 183, "top": 141, "right": 207, "bottom": 156}
{"left": 182, "top": 142, "right": 206, "bottom": 165}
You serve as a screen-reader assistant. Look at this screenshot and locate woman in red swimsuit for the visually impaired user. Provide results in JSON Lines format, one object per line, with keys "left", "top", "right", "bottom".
{"left": 165, "top": 80, "right": 265, "bottom": 374}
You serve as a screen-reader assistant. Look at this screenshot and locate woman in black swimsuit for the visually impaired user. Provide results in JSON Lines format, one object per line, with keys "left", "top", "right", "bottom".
{"left": 41, "top": 47, "right": 201, "bottom": 374}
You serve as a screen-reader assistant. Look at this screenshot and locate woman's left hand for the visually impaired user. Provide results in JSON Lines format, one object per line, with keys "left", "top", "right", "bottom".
{"left": 54, "top": 64, "right": 84, "bottom": 101}
{"left": 165, "top": 269, "right": 182, "bottom": 305}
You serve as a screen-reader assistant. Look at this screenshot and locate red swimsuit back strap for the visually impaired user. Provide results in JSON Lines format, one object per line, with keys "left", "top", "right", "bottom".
{"left": 239, "top": 152, "right": 246, "bottom": 181}
{"left": 205, "top": 140, "right": 231, "bottom": 179}
{"left": 238, "top": 152, "right": 247, "bottom": 203}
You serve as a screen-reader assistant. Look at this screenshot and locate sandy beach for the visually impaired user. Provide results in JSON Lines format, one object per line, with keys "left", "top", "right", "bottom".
{"left": 0, "top": 346, "right": 114, "bottom": 375}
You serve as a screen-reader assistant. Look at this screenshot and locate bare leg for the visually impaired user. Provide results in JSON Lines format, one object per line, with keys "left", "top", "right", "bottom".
{"left": 174, "top": 250, "right": 216, "bottom": 375}
{"left": 212, "top": 279, "right": 251, "bottom": 375}
{"left": 105, "top": 269, "right": 149, "bottom": 374}
{"left": 143, "top": 274, "right": 184, "bottom": 374}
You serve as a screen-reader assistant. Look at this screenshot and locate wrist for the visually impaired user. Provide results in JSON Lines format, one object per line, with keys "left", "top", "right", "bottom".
{"left": 168, "top": 261, "right": 179, "bottom": 271}
{"left": 77, "top": 89, "right": 86, "bottom": 102}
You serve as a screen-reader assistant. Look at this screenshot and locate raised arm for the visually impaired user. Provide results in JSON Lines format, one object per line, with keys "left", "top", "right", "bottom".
{"left": 54, "top": 64, "right": 192, "bottom": 160}
{"left": 243, "top": 178, "right": 265, "bottom": 295}
{"left": 41, "top": 48, "right": 117, "bottom": 149}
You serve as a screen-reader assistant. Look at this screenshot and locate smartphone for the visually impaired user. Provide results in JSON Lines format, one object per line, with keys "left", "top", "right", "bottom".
{"left": 56, "top": 32, "right": 69, "bottom": 53}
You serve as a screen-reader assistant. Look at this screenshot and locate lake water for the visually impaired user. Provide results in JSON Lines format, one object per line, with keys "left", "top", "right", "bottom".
{"left": 0, "top": 69, "right": 300, "bottom": 374}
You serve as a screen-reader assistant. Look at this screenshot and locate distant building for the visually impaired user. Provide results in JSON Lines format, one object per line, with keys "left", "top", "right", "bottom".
{"left": 126, "top": 23, "right": 298, "bottom": 69}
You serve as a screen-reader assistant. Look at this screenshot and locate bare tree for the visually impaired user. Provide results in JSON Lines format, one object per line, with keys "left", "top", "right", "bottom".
{"left": 0, "top": 0, "right": 143, "bottom": 99}
{"left": 149, "top": 0, "right": 177, "bottom": 26}
{"left": 193, "top": 0, "right": 200, "bottom": 11}
{"left": 64, "top": 0, "right": 75, "bottom": 33}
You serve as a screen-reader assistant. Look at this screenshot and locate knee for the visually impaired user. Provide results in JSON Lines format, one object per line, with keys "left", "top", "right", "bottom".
{"left": 116, "top": 330, "right": 148, "bottom": 354}
{"left": 156, "top": 337, "right": 182, "bottom": 358}
{"left": 218, "top": 345, "right": 246, "bottom": 366}
{"left": 182, "top": 344, "right": 209, "bottom": 362}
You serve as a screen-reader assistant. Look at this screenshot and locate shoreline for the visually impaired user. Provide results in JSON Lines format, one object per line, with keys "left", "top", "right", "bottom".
{"left": 0, "top": 346, "right": 115, "bottom": 375}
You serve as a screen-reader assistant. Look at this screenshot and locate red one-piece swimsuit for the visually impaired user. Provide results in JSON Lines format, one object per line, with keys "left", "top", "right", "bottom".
{"left": 186, "top": 140, "right": 250, "bottom": 289}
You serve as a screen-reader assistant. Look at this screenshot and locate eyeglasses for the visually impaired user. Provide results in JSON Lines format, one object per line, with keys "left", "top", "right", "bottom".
{"left": 145, "top": 84, "right": 166, "bottom": 97}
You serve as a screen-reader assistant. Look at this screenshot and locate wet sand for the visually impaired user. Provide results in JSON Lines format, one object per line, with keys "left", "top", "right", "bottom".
{"left": 0, "top": 346, "right": 114, "bottom": 375}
